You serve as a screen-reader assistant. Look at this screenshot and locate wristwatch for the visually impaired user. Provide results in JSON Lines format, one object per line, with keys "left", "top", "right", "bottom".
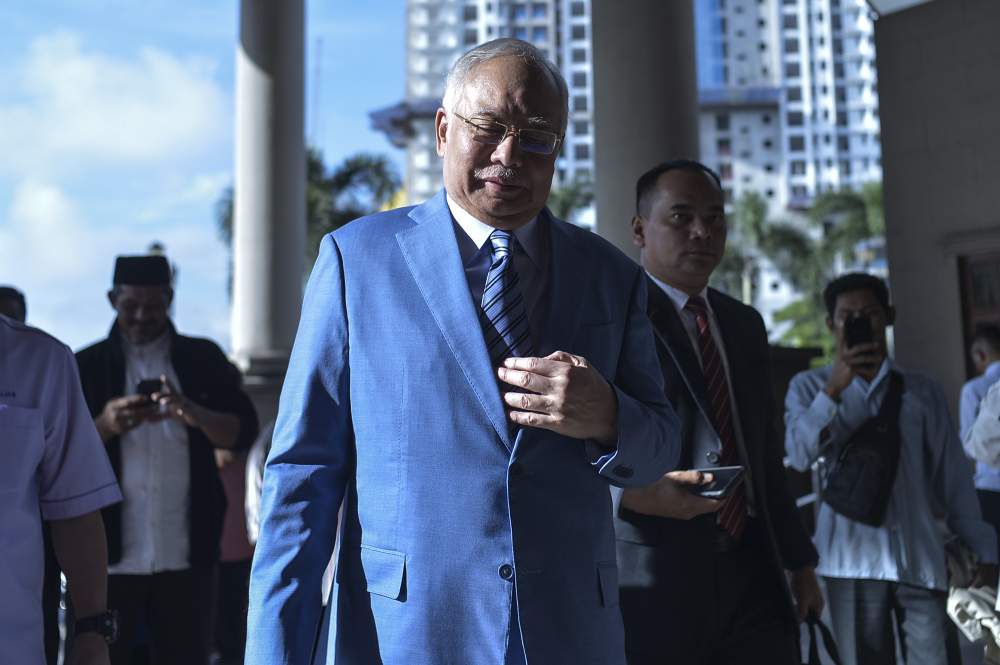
{"left": 75, "top": 610, "right": 118, "bottom": 644}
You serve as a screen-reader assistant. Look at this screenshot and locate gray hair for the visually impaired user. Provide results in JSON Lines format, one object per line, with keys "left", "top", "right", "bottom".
{"left": 442, "top": 38, "right": 569, "bottom": 130}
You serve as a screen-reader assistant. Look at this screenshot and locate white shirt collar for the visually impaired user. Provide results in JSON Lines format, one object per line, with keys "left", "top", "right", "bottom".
{"left": 646, "top": 271, "right": 709, "bottom": 315}
{"left": 446, "top": 194, "right": 541, "bottom": 265}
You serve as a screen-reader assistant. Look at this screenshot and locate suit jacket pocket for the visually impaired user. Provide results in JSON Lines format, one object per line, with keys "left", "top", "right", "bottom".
{"left": 360, "top": 544, "right": 407, "bottom": 602}
{"left": 597, "top": 561, "right": 619, "bottom": 608}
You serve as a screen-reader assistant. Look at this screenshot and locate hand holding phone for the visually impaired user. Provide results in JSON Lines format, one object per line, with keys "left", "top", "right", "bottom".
{"left": 687, "top": 465, "right": 745, "bottom": 499}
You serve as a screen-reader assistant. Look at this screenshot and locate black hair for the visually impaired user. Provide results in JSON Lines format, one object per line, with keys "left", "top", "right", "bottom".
{"left": 972, "top": 323, "right": 1000, "bottom": 354}
{"left": 0, "top": 285, "right": 26, "bottom": 319}
{"left": 823, "top": 272, "right": 891, "bottom": 318}
{"left": 635, "top": 159, "right": 723, "bottom": 216}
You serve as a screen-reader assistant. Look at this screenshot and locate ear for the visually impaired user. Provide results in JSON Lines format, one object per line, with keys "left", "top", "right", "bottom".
{"left": 434, "top": 108, "right": 448, "bottom": 158}
{"left": 630, "top": 215, "right": 645, "bottom": 248}
{"left": 825, "top": 315, "right": 835, "bottom": 333}
{"left": 107, "top": 290, "right": 116, "bottom": 309}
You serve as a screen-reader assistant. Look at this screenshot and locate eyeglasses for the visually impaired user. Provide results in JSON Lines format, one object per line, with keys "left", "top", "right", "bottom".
{"left": 451, "top": 111, "right": 563, "bottom": 156}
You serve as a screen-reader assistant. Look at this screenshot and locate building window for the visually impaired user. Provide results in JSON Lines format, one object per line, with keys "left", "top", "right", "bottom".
{"left": 785, "top": 63, "right": 801, "bottom": 78}
{"left": 787, "top": 111, "right": 804, "bottom": 126}
{"left": 789, "top": 136, "right": 805, "bottom": 151}
{"left": 790, "top": 161, "right": 806, "bottom": 175}
{"left": 574, "top": 144, "right": 590, "bottom": 160}
{"left": 787, "top": 87, "right": 802, "bottom": 102}
{"left": 573, "top": 120, "right": 589, "bottom": 135}
{"left": 571, "top": 1, "right": 585, "bottom": 17}
{"left": 514, "top": 26, "right": 528, "bottom": 39}
{"left": 464, "top": 29, "right": 478, "bottom": 45}
{"left": 571, "top": 25, "right": 586, "bottom": 40}
{"left": 719, "top": 163, "right": 733, "bottom": 180}
{"left": 572, "top": 72, "right": 587, "bottom": 88}
{"left": 463, "top": 6, "right": 478, "bottom": 21}
{"left": 765, "top": 164, "right": 774, "bottom": 173}
{"left": 531, "top": 26, "right": 547, "bottom": 41}
{"left": 783, "top": 15, "right": 798, "bottom": 29}
{"left": 837, "top": 136, "right": 849, "bottom": 151}
{"left": 532, "top": 2, "right": 547, "bottom": 18}
{"left": 763, "top": 138, "right": 773, "bottom": 149}
{"left": 716, "top": 113, "right": 730, "bottom": 131}
{"left": 840, "top": 160, "right": 852, "bottom": 176}
{"left": 762, "top": 114, "right": 771, "bottom": 124}
{"left": 766, "top": 189, "right": 775, "bottom": 198}
{"left": 717, "top": 138, "right": 732, "bottom": 156}
{"left": 784, "top": 38, "right": 798, "bottom": 53}
{"left": 571, "top": 48, "right": 587, "bottom": 63}
{"left": 573, "top": 95, "right": 588, "bottom": 112}
{"left": 513, "top": 3, "right": 528, "bottom": 19}
{"left": 836, "top": 111, "right": 848, "bottom": 127}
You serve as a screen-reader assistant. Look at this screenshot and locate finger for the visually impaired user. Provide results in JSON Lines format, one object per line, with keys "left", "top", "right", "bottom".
{"left": 502, "top": 356, "right": 565, "bottom": 377}
{"left": 120, "top": 394, "right": 152, "bottom": 406}
{"left": 497, "top": 367, "right": 554, "bottom": 393}
{"left": 666, "top": 470, "right": 714, "bottom": 485}
{"left": 503, "top": 391, "right": 554, "bottom": 414}
{"left": 159, "top": 374, "right": 177, "bottom": 394}
{"left": 544, "top": 350, "right": 587, "bottom": 367}
{"left": 507, "top": 409, "right": 560, "bottom": 430}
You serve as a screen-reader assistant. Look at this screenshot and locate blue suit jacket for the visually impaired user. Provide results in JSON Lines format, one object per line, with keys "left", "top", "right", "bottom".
{"left": 246, "top": 191, "right": 680, "bottom": 665}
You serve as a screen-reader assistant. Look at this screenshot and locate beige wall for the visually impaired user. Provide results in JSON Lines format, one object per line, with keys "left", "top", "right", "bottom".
{"left": 875, "top": 0, "right": 1000, "bottom": 412}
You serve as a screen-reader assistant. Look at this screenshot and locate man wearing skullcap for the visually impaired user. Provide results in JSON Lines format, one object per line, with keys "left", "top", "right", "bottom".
{"left": 75, "top": 255, "right": 259, "bottom": 665}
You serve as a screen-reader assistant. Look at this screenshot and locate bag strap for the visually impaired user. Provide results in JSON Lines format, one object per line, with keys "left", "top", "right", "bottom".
{"left": 806, "top": 612, "right": 843, "bottom": 665}
{"left": 874, "top": 370, "right": 904, "bottom": 425}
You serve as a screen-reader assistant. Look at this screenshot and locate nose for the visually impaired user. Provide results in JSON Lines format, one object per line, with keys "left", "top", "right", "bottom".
{"left": 690, "top": 217, "right": 713, "bottom": 240}
{"left": 490, "top": 132, "right": 523, "bottom": 168}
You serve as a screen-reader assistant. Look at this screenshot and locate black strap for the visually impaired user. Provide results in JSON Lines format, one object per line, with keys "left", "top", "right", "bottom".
{"left": 805, "top": 612, "right": 842, "bottom": 665}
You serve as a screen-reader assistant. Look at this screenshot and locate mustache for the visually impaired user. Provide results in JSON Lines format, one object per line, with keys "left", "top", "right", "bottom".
{"left": 474, "top": 165, "right": 523, "bottom": 184}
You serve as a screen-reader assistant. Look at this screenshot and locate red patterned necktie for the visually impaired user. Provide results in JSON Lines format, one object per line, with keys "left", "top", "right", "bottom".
{"left": 684, "top": 296, "right": 747, "bottom": 540}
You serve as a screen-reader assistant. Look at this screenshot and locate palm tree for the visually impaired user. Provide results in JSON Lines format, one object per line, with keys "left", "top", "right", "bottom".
{"left": 546, "top": 175, "right": 594, "bottom": 224}
{"left": 216, "top": 148, "right": 401, "bottom": 292}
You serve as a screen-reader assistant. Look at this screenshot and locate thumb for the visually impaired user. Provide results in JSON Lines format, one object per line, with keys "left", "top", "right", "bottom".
{"left": 666, "top": 469, "right": 714, "bottom": 486}
{"left": 545, "top": 350, "right": 586, "bottom": 366}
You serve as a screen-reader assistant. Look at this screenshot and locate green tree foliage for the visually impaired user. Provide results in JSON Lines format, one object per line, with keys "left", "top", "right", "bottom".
{"left": 714, "top": 184, "right": 885, "bottom": 360}
{"left": 216, "top": 148, "right": 401, "bottom": 288}
{"left": 546, "top": 175, "right": 594, "bottom": 224}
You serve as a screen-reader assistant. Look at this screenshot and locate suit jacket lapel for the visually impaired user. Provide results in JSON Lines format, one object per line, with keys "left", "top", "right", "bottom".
{"left": 397, "top": 191, "right": 512, "bottom": 450}
{"left": 536, "top": 214, "right": 587, "bottom": 356}
{"left": 646, "top": 278, "right": 714, "bottom": 423}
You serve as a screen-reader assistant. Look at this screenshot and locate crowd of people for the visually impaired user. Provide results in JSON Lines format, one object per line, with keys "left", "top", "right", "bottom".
{"left": 5, "top": 37, "right": 1000, "bottom": 665}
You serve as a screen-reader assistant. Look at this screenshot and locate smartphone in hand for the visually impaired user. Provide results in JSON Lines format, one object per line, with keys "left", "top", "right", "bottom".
{"left": 687, "top": 465, "right": 745, "bottom": 499}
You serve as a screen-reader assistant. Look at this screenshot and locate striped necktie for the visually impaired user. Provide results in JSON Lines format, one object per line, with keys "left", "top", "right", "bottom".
{"left": 480, "top": 229, "right": 534, "bottom": 367}
{"left": 684, "top": 296, "right": 747, "bottom": 540}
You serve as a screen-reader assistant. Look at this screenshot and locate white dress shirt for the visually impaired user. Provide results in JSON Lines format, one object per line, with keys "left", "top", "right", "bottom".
{"left": 646, "top": 274, "right": 748, "bottom": 470}
{"left": 108, "top": 331, "right": 191, "bottom": 575}
{"left": 966, "top": 381, "right": 1000, "bottom": 468}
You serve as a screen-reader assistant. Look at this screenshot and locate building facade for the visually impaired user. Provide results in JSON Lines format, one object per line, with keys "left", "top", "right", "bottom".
{"left": 372, "top": 0, "right": 596, "bottom": 226}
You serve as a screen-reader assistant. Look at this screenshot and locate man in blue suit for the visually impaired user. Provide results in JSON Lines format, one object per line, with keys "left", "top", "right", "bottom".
{"left": 246, "top": 38, "right": 680, "bottom": 665}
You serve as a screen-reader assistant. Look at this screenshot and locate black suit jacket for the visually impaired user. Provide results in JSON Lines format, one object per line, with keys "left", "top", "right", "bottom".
{"left": 614, "top": 281, "right": 818, "bottom": 651}
{"left": 76, "top": 322, "right": 258, "bottom": 567}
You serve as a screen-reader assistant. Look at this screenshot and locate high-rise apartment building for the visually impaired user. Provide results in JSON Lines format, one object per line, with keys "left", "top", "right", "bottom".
{"left": 371, "top": 0, "right": 596, "bottom": 225}
{"left": 696, "top": 0, "right": 882, "bottom": 212}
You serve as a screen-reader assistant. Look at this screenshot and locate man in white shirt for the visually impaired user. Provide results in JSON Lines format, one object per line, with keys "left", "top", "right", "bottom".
{"left": 76, "top": 256, "right": 258, "bottom": 665}
{"left": 1, "top": 314, "right": 122, "bottom": 665}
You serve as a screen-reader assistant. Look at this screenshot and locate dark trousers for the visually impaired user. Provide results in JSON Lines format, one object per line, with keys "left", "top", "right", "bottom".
{"left": 42, "top": 525, "right": 61, "bottom": 665}
{"left": 621, "top": 520, "right": 799, "bottom": 665}
{"left": 108, "top": 568, "right": 211, "bottom": 665}
{"left": 213, "top": 559, "right": 251, "bottom": 665}
{"left": 824, "top": 577, "right": 957, "bottom": 665}
{"left": 977, "top": 489, "right": 1000, "bottom": 540}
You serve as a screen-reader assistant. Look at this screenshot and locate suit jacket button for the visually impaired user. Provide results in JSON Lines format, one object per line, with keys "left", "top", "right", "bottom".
{"left": 498, "top": 564, "right": 514, "bottom": 581}
{"left": 613, "top": 465, "right": 634, "bottom": 479}
{"left": 706, "top": 451, "right": 721, "bottom": 465}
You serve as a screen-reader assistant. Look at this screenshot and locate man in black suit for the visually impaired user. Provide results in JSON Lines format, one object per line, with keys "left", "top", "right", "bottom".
{"left": 613, "top": 160, "right": 823, "bottom": 664}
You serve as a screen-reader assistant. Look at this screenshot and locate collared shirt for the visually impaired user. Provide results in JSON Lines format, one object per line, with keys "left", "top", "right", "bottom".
{"left": 960, "top": 361, "right": 1000, "bottom": 491}
{"left": 966, "top": 381, "right": 1000, "bottom": 467}
{"left": 447, "top": 194, "right": 549, "bottom": 351}
{"left": 0, "top": 316, "right": 122, "bottom": 665}
{"left": 108, "top": 330, "right": 191, "bottom": 575}
{"left": 646, "top": 275, "right": 748, "bottom": 471}
{"left": 785, "top": 359, "right": 998, "bottom": 590}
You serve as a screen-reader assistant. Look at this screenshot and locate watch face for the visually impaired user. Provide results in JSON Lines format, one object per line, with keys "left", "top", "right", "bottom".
{"left": 105, "top": 610, "right": 119, "bottom": 644}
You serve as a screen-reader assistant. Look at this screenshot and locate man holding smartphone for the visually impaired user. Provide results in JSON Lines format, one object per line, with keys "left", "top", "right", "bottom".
{"left": 75, "top": 255, "right": 259, "bottom": 665}
{"left": 786, "top": 272, "right": 997, "bottom": 665}
{"left": 615, "top": 160, "right": 823, "bottom": 665}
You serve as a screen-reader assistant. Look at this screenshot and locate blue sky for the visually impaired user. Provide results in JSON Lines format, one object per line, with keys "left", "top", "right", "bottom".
{"left": 0, "top": 1, "right": 406, "bottom": 351}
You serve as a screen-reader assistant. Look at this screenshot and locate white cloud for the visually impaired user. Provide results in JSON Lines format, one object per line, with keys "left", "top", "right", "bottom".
{"left": 0, "top": 178, "right": 232, "bottom": 352}
{"left": 0, "top": 31, "right": 229, "bottom": 176}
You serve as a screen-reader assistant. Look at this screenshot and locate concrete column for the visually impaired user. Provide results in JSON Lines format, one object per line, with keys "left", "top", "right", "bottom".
{"left": 232, "top": 0, "right": 305, "bottom": 416}
{"left": 590, "top": 0, "right": 699, "bottom": 257}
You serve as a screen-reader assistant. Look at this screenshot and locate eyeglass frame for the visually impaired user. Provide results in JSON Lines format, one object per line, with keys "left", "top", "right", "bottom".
{"left": 450, "top": 111, "right": 564, "bottom": 156}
